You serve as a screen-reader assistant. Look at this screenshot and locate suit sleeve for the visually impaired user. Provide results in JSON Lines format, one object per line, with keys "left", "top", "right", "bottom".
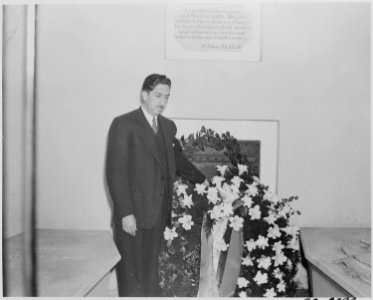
{"left": 106, "top": 118, "right": 134, "bottom": 221}
{"left": 172, "top": 122, "right": 206, "bottom": 184}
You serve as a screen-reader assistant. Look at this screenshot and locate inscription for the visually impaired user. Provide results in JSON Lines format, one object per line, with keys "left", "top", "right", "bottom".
{"left": 173, "top": 5, "right": 252, "bottom": 52}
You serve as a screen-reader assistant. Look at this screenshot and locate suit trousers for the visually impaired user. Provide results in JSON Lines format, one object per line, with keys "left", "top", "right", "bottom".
{"left": 114, "top": 196, "right": 167, "bottom": 297}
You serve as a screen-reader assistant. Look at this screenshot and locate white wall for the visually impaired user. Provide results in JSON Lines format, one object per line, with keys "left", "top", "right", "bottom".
{"left": 3, "top": 6, "right": 27, "bottom": 238}
{"left": 33, "top": 2, "right": 370, "bottom": 231}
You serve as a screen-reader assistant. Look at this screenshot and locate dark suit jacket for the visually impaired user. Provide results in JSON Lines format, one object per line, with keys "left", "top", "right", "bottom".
{"left": 106, "top": 108, "right": 205, "bottom": 229}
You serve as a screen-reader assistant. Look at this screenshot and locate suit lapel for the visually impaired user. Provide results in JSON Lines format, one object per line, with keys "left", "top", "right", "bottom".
{"left": 158, "top": 116, "right": 172, "bottom": 153}
{"left": 134, "top": 108, "right": 162, "bottom": 168}
{"left": 159, "top": 115, "right": 176, "bottom": 177}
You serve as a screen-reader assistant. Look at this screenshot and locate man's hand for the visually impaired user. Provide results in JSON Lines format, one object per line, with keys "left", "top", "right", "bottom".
{"left": 122, "top": 215, "right": 137, "bottom": 236}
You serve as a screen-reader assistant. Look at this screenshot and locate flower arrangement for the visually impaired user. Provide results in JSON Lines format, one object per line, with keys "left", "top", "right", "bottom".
{"left": 159, "top": 178, "right": 207, "bottom": 297}
{"left": 159, "top": 127, "right": 301, "bottom": 297}
{"left": 201, "top": 164, "right": 301, "bottom": 297}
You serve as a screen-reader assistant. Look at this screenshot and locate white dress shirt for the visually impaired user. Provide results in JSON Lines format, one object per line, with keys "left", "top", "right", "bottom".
{"left": 141, "top": 106, "right": 158, "bottom": 128}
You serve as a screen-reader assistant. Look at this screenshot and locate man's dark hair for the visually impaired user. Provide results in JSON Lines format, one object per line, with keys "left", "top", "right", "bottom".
{"left": 141, "top": 74, "right": 171, "bottom": 92}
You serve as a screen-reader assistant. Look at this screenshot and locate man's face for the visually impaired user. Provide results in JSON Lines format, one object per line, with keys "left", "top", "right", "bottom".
{"left": 142, "top": 84, "right": 170, "bottom": 116}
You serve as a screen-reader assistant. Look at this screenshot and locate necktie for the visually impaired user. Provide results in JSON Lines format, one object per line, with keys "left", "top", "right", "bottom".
{"left": 152, "top": 116, "right": 158, "bottom": 134}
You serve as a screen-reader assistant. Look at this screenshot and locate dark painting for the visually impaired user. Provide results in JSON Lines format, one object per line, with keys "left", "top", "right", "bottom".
{"left": 190, "top": 140, "right": 260, "bottom": 180}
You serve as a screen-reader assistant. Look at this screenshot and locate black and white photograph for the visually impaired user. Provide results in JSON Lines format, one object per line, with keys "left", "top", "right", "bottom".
{"left": 2, "top": 0, "right": 371, "bottom": 297}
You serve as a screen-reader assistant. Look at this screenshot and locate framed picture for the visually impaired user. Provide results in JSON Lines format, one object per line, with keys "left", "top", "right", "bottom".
{"left": 172, "top": 118, "right": 279, "bottom": 192}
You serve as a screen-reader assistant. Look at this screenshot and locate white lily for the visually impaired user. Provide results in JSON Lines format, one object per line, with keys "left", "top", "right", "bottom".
{"left": 206, "top": 187, "right": 220, "bottom": 205}
{"left": 176, "top": 183, "right": 188, "bottom": 196}
{"left": 194, "top": 182, "right": 207, "bottom": 195}
{"left": 237, "top": 164, "right": 248, "bottom": 176}
{"left": 264, "top": 288, "right": 276, "bottom": 298}
{"left": 231, "top": 176, "right": 243, "bottom": 189}
{"left": 216, "top": 164, "right": 229, "bottom": 176}
{"left": 163, "top": 227, "right": 178, "bottom": 241}
{"left": 210, "top": 205, "right": 224, "bottom": 220}
{"left": 237, "top": 277, "right": 249, "bottom": 288}
{"left": 229, "top": 215, "right": 244, "bottom": 231}
{"left": 211, "top": 175, "right": 225, "bottom": 187}
{"left": 217, "top": 183, "right": 239, "bottom": 204}
{"left": 249, "top": 205, "right": 261, "bottom": 220}
{"left": 246, "top": 184, "right": 259, "bottom": 197}
{"left": 178, "top": 214, "right": 194, "bottom": 231}
{"left": 182, "top": 193, "right": 194, "bottom": 208}
{"left": 253, "top": 271, "right": 268, "bottom": 285}
{"left": 267, "top": 225, "right": 281, "bottom": 239}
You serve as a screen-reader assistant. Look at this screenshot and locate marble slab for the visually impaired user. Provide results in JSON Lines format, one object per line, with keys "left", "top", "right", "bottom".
{"left": 300, "top": 227, "right": 371, "bottom": 298}
{"left": 4, "top": 229, "right": 121, "bottom": 296}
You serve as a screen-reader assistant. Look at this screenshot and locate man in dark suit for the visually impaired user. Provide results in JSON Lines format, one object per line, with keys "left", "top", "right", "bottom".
{"left": 106, "top": 74, "right": 206, "bottom": 296}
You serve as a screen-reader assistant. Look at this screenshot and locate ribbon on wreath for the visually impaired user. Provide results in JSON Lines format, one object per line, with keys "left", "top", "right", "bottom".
{"left": 198, "top": 214, "right": 243, "bottom": 297}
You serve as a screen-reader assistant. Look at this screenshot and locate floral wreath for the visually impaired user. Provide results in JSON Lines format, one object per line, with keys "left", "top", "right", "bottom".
{"left": 159, "top": 127, "right": 301, "bottom": 297}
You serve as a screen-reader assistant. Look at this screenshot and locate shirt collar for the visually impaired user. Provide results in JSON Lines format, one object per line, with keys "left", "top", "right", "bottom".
{"left": 141, "top": 105, "right": 158, "bottom": 127}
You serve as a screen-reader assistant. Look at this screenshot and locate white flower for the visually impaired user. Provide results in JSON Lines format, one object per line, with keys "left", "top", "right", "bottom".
{"left": 273, "top": 268, "right": 284, "bottom": 279}
{"left": 279, "top": 204, "right": 292, "bottom": 217}
{"left": 206, "top": 187, "right": 220, "bottom": 205}
{"left": 257, "top": 256, "right": 272, "bottom": 270}
{"left": 263, "top": 189, "right": 280, "bottom": 203}
{"left": 237, "top": 277, "right": 249, "bottom": 288}
{"left": 230, "top": 183, "right": 241, "bottom": 195}
{"left": 238, "top": 291, "right": 248, "bottom": 297}
{"left": 217, "top": 183, "right": 239, "bottom": 204}
{"left": 178, "top": 214, "right": 194, "bottom": 231}
{"left": 214, "top": 238, "right": 229, "bottom": 252}
{"left": 245, "top": 239, "right": 257, "bottom": 251}
{"left": 229, "top": 215, "right": 244, "bottom": 231}
{"left": 241, "top": 194, "right": 253, "bottom": 208}
{"left": 221, "top": 203, "right": 234, "bottom": 217}
{"left": 264, "top": 287, "right": 276, "bottom": 297}
{"left": 211, "top": 175, "right": 225, "bottom": 187}
{"left": 231, "top": 176, "right": 243, "bottom": 189}
{"left": 277, "top": 280, "right": 286, "bottom": 292}
{"left": 194, "top": 182, "right": 207, "bottom": 195}
{"left": 281, "top": 226, "right": 299, "bottom": 237}
{"left": 242, "top": 255, "right": 254, "bottom": 266}
{"left": 272, "top": 241, "right": 285, "bottom": 253}
{"left": 163, "top": 227, "right": 178, "bottom": 241}
{"left": 182, "top": 193, "right": 194, "bottom": 208}
{"left": 256, "top": 235, "right": 269, "bottom": 249}
{"left": 267, "top": 225, "right": 281, "bottom": 239}
{"left": 249, "top": 205, "right": 261, "bottom": 220}
{"left": 287, "top": 237, "right": 300, "bottom": 250}
{"left": 237, "top": 164, "right": 248, "bottom": 176}
{"left": 210, "top": 205, "right": 224, "bottom": 220}
{"left": 210, "top": 203, "right": 234, "bottom": 219}
{"left": 253, "top": 271, "right": 268, "bottom": 285}
{"left": 274, "top": 251, "right": 288, "bottom": 267}
{"left": 176, "top": 183, "right": 188, "bottom": 196}
{"left": 263, "top": 212, "right": 277, "bottom": 225}
{"left": 246, "top": 184, "right": 258, "bottom": 197}
{"left": 216, "top": 164, "right": 228, "bottom": 176}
